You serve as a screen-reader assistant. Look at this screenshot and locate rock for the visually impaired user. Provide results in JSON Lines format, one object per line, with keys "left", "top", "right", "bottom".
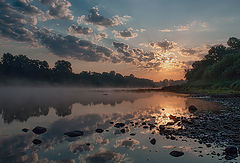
{"left": 22, "top": 128, "right": 29, "bottom": 132}
{"left": 32, "top": 126, "right": 47, "bottom": 135}
{"left": 150, "top": 138, "right": 156, "bottom": 145}
{"left": 142, "top": 122, "right": 146, "bottom": 125}
{"left": 149, "top": 124, "right": 156, "bottom": 130}
{"left": 110, "top": 122, "right": 114, "bottom": 124}
{"left": 120, "top": 128, "right": 126, "bottom": 133}
{"left": 170, "top": 136, "right": 176, "bottom": 140}
{"left": 32, "top": 139, "right": 42, "bottom": 145}
{"left": 114, "top": 123, "right": 125, "bottom": 128}
{"left": 169, "top": 115, "right": 178, "bottom": 121}
{"left": 188, "top": 105, "right": 198, "bottom": 113}
{"left": 159, "top": 125, "right": 165, "bottom": 130}
{"left": 224, "top": 146, "right": 238, "bottom": 159}
{"left": 206, "top": 144, "right": 211, "bottom": 148}
{"left": 130, "top": 133, "right": 136, "bottom": 136}
{"left": 95, "top": 129, "right": 104, "bottom": 133}
{"left": 166, "top": 122, "right": 175, "bottom": 126}
{"left": 64, "top": 130, "right": 84, "bottom": 137}
{"left": 170, "top": 151, "right": 184, "bottom": 157}
{"left": 143, "top": 126, "right": 148, "bottom": 129}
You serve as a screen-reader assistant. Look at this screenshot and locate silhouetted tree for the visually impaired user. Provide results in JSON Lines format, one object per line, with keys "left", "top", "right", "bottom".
{"left": 204, "top": 45, "right": 226, "bottom": 62}
{"left": 0, "top": 53, "right": 155, "bottom": 87}
{"left": 227, "top": 37, "right": 240, "bottom": 50}
{"left": 53, "top": 60, "right": 72, "bottom": 81}
{"left": 185, "top": 37, "right": 240, "bottom": 89}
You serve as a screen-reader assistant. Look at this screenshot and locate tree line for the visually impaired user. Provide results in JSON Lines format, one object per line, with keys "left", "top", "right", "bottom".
{"left": 0, "top": 53, "right": 155, "bottom": 87}
{"left": 185, "top": 37, "right": 240, "bottom": 90}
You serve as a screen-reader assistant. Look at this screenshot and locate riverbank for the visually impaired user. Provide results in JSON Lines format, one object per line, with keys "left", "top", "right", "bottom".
{"left": 160, "top": 84, "right": 240, "bottom": 96}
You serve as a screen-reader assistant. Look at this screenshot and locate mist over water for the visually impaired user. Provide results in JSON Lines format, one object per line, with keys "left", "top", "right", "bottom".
{"left": 0, "top": 87, "right": 229, "bottom": 163}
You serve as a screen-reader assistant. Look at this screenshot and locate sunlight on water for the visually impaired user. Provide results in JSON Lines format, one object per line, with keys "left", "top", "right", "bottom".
{"left": 0, "top": 87, "right": 231, "bottom": 163}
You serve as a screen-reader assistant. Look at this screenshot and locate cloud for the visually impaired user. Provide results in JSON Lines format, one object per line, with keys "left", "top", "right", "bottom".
{"left": 112, "top": 41, "right": 162, "bottom": 70}
{"left": 159, "top": 21, "right": 208, "bottom": 33}
{"left": 36, "top": 28, "right": 113, "bottom": 62}
{"left": 159, "top": 29, "right": 172, "bottom": 32}
{"left": 0, "top": 0, "right": 36, "bottom": 43}
{"left": 40, "top": 0, "right": 74, "bottom": 20}
{"left": 150, "top": 40, "right": 177, "bottom": 52}
{"left": 13, "top": 0, "right": 43, "bottom": 16}
{"left": 77, "top": 15, "right": 85, "bottom": 24}
{"left": 113, "top": 28, "right": 138, "bottom": 40}
{"left": 85, "top": 7, "right": 130, "bottom": 27}
{"left": 68, "top": 25, "right": 93, "bottom": 35}
{"left": 175, "top": 23, "right": 191, "bottom": 32}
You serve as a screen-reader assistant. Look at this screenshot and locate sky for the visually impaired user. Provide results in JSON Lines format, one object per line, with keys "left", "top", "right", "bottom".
{"left": 0, "top": 0, "right": 240, "bottom": 81}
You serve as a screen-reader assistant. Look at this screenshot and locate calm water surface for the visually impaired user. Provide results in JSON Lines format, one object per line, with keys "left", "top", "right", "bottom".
{"left": 0, "top": 87, "right": 233, "bottom": 163}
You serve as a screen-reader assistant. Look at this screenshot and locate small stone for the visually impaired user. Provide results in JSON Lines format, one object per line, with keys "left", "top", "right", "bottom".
{"left": 32, "top": 139, "right": 42, "bottom": 145}
{"left": 114, "top": 123, "right": 125, "bottom": 128}
{"left": 120, "top": 128, "right": 126, "bottom": 133}
{"left": 170, "top": 151, "right": 184, "bottom": 157}
{"left": 206, "top": 144, "right": 211, "bottom": 148}
{"left": 22, "top": 128, "right": 29, "bottom": 132}
{"left": 95, "top": 129, "right": 104, "bottom": 133}
{"left": 32, "top": 126, "right": 47, "bottom": 135}
{"left": 188, "top": 105, "right": 198, "bottom": 113}
{"left": 150, "top": 138, "right": 156, "bottom": 145}
{"left": 64, "top": 130, "right": 84, "bottom": 137}
{"left": 224, "top": 146, "right": 238, "bottom": 159}
{"left": 170, "top": 136, "right": 176, "bottom": 140}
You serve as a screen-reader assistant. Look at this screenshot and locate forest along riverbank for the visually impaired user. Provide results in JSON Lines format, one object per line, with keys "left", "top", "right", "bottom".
{"left": 162, "top": 94, "right": 240, "bottom": 160}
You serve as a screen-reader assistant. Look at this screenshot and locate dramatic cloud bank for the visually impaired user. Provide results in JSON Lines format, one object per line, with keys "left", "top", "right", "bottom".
{"left": 85, "top": 7, "right": 130, "bottom": 27}
{"left": 0, "top": 0, "right": 206, "bottom": 73}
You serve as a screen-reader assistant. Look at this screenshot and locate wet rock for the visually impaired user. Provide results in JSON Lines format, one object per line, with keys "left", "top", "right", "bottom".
{"left": 166, "top": 122, "right": 175, "bottom": 126}
{"left": 206, "top": 144, "right": 211, "bottom": 148}
{"left": 120, "top": 128, "right": 126, "bottom": 133}
{"left": 114, "top": 123, "right": 125, "bottom": 128}
{"left": 224, "top": 146, "right": 238, "bottom": 160}
{"left": 64, "top": 130, "right": 84, "bottom": 137}
{"left": 188, "top": 105, "right": 198, "bottom": 113}
{"left": 169, "top": 115, "right": 179, "bottom": 122}
{"left": 32, "top": 126, "right": 47, "bottom": 135}
{"left": 150, "top": 138, "right": 156, "bottom": 145}
{"left": 95, "top": 129, "right": 104, "bottom": 133}
{"left": 159, "top": 125, "right": 165, "bottom": 130}
{"left": 149, "top": 124, "right": 156, "bottom": 130}
{"left": 170, "top": 151, "right": 184, "bottom": 157}
{"left": 32, "top": 139, "right": 42, "bottom": 145}
{"left": 142, "top": 122, "right": 146, "bottom": 125}
{"left": 22, "top": 128, "right": 29, "bottom": 132}
{"left": 170, "top": 136, "right": 176, "bottom": 140}
{"left": 130, "top": 133, "right": 136, "bottom": 136}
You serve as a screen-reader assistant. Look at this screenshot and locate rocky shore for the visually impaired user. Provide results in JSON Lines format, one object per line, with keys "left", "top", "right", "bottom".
{"left": 163, "top": 95, "right": 240, "bottom": 160}
{"left": 20, "top": 93, "right": 240, "bottom": 161}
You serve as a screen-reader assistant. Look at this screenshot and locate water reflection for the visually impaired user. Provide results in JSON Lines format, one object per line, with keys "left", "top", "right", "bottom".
{"left": 0, "top": 87, "right": 153, "bottom": 123}
{"left": 0, "top": 87, "right": 227, "bottom": 163}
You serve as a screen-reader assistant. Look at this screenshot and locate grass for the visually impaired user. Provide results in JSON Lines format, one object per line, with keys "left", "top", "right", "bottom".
{"left": 161, "top": 80, "right": 240, "bottom": 96}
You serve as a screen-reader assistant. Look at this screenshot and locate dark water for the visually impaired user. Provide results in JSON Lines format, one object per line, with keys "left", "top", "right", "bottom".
{"left": 0, "top": 87, "right": 233, "bottom": 163}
